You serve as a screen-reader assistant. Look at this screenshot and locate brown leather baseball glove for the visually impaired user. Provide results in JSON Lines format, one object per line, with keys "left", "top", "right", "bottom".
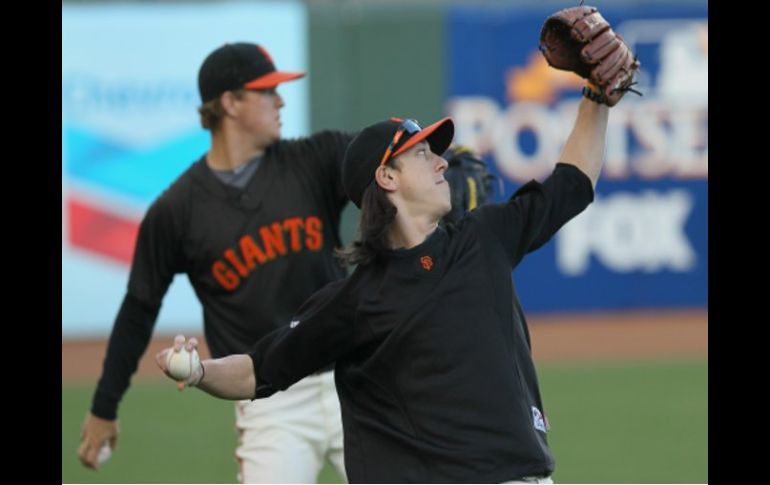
{"left": 539, "top": 5, "right": 641, "bottom": 106}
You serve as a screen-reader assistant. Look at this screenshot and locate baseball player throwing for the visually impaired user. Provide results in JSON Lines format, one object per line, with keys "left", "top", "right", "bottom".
{"left": 155, "top": 5, "right": 639, "bottom": 480}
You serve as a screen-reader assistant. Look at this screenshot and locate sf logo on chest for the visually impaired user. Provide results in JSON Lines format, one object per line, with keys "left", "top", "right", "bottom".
{"left": 420, "top": 256, "right": 434, "bottom": 271}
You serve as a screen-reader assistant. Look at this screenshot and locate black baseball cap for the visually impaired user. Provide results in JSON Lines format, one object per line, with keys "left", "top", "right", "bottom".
{"left": 343, "top": 117, "right": 455, "bottom": 208}
{"left": 198, "top": 42, "right": 306, "bottom": 103}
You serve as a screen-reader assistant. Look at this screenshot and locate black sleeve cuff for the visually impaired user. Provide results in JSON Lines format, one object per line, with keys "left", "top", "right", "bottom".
{"left": 90, "top": 389, "right": 120, "bottom": 421}
{"left": 249, "top": 351, "right": 278, "bottom": 399}
{"left": 553, "top": 162, "right": 595, "bottom": 203}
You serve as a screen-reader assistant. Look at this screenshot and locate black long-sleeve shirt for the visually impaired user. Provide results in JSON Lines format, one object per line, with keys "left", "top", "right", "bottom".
{"left": 91, "top": 131, "right": 352, "bottom": 420}
{"left": 248, "top": 163, "right": 594, "bottom": 483}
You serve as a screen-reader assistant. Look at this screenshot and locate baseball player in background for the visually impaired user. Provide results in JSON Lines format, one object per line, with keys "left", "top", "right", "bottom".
{"left": 154, "top": 6, "right": 640, "bottom": 480}
{"left": 78, "top": 42, "right": 353, "bottom": 483}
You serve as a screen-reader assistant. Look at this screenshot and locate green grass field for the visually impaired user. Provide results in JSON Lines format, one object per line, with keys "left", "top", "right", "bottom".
{"left": 62, "top": 359, "right": 707, "bottom": 483}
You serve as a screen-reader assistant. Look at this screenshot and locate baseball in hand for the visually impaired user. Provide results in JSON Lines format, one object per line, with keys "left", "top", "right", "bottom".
{"left": 165, "top": 347, "right": 200, "bottom": 381}
{"left": 97, "top": 442, "right": 112, "bottom": 466}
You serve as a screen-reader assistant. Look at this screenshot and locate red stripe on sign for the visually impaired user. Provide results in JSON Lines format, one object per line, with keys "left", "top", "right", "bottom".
{"left": 67, "top": 198, "right": 140, "bottom": 265}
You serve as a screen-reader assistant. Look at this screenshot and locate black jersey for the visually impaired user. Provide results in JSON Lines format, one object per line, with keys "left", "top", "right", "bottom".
{"left": 248, "top": 163, "right": 594, "bottom": 483}
{"left": 91, "top": 130, "right": 352, "bottom": 420}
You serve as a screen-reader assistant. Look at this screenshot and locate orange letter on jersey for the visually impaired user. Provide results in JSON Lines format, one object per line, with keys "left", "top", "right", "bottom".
{"left": 224, "top": 249, "right": 249, "bottom": 277}
{"left": 305, "top": 216, "right": 323, "bottom": 251}
{"left": 260, "top": 222, "right": 287, "bottom": 260}
{"left": 283, "top": 217, "right": 304, "bottom": 252}
{"left": 212, "top": 261, "right": 240, "bottom": 290}
{"left": 240, "top": 235, "right": 267, "bottom": 269}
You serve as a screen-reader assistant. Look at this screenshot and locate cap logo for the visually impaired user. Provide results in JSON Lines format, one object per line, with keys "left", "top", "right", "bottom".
{"left": 420, "top": 256, "right": 434, "bottom": 271}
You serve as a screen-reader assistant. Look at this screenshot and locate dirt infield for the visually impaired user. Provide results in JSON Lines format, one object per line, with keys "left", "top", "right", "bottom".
{"left": 62, "top": 308, "right": 707, "bottom": 382}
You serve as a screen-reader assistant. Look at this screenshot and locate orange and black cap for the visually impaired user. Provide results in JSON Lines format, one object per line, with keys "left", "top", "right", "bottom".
{"left": 198, "top": 42, "right": 305, "bottom": 103}
{"left": 342, "top": 117, "right": 454, "bottom": 208}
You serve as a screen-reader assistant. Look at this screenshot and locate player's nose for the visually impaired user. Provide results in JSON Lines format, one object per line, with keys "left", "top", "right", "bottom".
{"left": 435, "top": 154, "right": 448, "bottom": 172}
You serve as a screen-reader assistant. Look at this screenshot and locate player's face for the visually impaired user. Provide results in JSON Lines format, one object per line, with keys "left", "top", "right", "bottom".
{"left": 392, "top": 140, "right": 451, "bottom": 219}
{"left": 234, "top": 87, "right": 285, "bottom": 146}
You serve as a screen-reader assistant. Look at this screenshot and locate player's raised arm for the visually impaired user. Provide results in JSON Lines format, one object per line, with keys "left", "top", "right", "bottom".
{"left": 540, "top": 5, "right": 640, "bottom": 187}
{"left": 558, "top": 99, "right": 608, "bottom": 189}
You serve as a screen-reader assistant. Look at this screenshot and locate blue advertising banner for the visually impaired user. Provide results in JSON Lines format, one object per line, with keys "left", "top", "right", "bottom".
{"left": 446, "top": 4, "right": 707, "bottom": 312}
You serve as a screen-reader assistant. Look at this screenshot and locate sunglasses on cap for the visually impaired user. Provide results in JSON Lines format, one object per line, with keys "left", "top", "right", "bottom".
{"left": 379, "top": 118, "right": 422, "bottom": 167}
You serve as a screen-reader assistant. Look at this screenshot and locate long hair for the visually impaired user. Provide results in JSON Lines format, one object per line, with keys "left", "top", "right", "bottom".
{"left": 336, "top": 179, "right": 398, "bottom": 267}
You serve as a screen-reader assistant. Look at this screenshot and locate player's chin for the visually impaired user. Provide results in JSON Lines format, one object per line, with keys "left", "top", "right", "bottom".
{"left": 264, "top": 129, "right": 281, "bottom": 145}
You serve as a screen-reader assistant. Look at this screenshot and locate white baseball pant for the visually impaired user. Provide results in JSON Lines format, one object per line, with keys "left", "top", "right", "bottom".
{"left": 234, "top": 371, "right": 346, "bottom": 483}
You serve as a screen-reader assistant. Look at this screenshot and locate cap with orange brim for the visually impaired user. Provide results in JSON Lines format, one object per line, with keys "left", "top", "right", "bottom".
{"left": 342, "top": 117, "right": 455, "bottom": 208}
{"left": 198, "top": 42, "right": 305, "bottom": 103}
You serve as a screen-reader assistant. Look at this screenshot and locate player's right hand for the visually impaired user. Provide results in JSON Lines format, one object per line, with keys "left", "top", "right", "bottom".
{"left": 155, "top": 334, "right": 200, "bottom": 390}
{"left": 78, "top": 412, "right": 118, "bottom": 470}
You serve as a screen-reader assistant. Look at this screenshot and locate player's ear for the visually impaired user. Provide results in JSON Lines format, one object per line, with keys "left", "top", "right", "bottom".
{"left": 220, "top": 90, "right": 240, "bottom": 117}
{"left": 375, "top": 165, "right": 398, "bottom": 192}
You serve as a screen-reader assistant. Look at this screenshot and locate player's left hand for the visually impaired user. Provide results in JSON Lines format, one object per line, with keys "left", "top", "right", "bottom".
{"left": 78, "top": 413, "right": 118, "bottom": 470}
{"left": 539, "top": 5, "right": 641, "bottom": 106}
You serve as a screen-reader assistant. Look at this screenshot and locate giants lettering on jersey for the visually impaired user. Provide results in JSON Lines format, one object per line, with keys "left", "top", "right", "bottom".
{"left": 211, "top": 216, "right": 323, "bottom": 290}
